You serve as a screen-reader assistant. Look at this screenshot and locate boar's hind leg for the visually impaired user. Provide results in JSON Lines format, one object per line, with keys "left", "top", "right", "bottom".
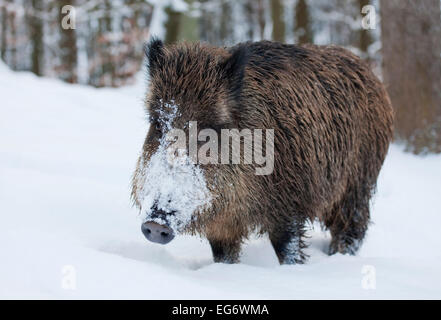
{"left": 269, "top": 219, "right": 308, "bottom": 265}
{"left": 326, "top": 186, "right": 370, "bottom": 256}
{"left": 208, "top": 238, "right": 242, "bottom": 264}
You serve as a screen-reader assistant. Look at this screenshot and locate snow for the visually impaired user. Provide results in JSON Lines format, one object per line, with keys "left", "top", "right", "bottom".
{"left": 1, "top": 62, "right": 440, "bottom": 299}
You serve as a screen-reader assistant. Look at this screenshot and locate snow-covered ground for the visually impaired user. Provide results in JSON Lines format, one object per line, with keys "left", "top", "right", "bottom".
{"left": 1, "top": 62, "right": 440, "bottom": 299}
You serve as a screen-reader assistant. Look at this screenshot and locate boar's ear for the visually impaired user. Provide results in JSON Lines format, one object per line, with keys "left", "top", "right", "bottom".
{"left": 218, "top": 45, "right": 249, "bottom": 99}
{"left": 145, "top": 37, "right": 164, "bottom": 77}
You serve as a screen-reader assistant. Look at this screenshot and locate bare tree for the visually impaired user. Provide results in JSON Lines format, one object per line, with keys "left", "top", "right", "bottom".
{"left": 256, "top": 0, "right": 266, "bottom": 40}
{"left": 58, "top": 0, "right": 77, "bottom": 83}
{"left": 1, "top": 4, "right": 7, "bottom": 62}
{"left": 271, "top": 0, "right": 285, "bottom": 42}
{"left": 358, "top": 0, "right": 373, "bottom": 59}
{"left": 164, "top": 4, "right": 182, "bottom": 44}
{"left": 8, "top": 4, "right": 17, "bottom": 69}
{"left": 219, "top": 0, "right": 232, "bottom": 44}
{"left": 381, "top": 0, "right": 441, "bottom": 153}
{"left": 295, "top": 0, "right": 313, "bottom": 44}
{"left": 29, "top": 0, "right": 44, "bottom": 76}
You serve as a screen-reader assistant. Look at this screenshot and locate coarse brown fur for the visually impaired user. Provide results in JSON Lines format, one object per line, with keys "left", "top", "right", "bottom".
{"left": 132, "top": 39, "right": 394, "bottom": 264}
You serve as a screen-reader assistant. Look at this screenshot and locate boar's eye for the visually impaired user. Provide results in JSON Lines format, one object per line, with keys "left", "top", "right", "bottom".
{"left": 149, "top": 117, "right": 161, "bottom": 132}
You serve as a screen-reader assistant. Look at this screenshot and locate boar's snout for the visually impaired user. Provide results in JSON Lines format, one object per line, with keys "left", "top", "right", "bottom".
{"left": 141, "top": 221, "right": 175, "bottom": 245}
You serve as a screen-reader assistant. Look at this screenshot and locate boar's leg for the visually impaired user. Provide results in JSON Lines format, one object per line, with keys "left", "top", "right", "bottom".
{"left": 326, "top": 185, "right": 370, "bottom": 256}
{"left": 208, "top": 238, "right": 242, "bottom": 264}
{"left": 327, "top": 213, "right": 368, "bottom": 256}
{"left": 269, "top": 219, "right": 308, "bottom": 265}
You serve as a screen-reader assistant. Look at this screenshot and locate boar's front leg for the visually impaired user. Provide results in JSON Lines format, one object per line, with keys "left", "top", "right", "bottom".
{"left": 208, "top": 238, "right": 242, "bottom": 264}
{"left": 269, "top": 219, "right": 308, "bottom": 265}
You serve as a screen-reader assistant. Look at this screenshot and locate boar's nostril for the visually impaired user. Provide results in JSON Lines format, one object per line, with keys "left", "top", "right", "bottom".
{"left": 141, "top": 221, "right": 175, "bottom": 245}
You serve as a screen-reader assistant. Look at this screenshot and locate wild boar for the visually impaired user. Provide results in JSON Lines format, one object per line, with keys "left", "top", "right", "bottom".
{"left": 131, "top": 39, "right": 394, "bottom": 264}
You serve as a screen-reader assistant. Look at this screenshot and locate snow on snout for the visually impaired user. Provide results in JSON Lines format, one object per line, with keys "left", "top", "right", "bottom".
{"left": 138, "top": 101, "right": 212, "bottom": 231}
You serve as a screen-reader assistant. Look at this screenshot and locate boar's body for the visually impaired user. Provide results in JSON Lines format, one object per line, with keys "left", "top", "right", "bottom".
{"left": 132, "top": 40, "right": 394, "bottom": 264}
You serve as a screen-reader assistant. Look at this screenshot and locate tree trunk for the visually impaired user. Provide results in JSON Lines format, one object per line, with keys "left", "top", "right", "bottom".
{"left": 381, "top": 0, "right": 441, "bottom": 154}
{"left": 164, "top": 5, "right": 182, "bottom": 44}
{"left": 219, "top": 0, "right": 232, "bottom": 44}
{"left": 8, "top": 10, "right": 17, "bottom": 69}
{"left": 178, "top": 0, "right": 198, "bottom": 42}
{"left": 58, "top": 0, "right": 77, "bottom": 83}
{"left": 29, "top": 0, "right": 44, "bottom": 76}
{"left": 294, "top": 0, "right": 313, "bottom": 44}
{"left": 358, "top": 0, "right": 372, "bottom": 59}
{"left": 257, "top": 0, "right": 266, "bottom": 40}
{"left": 1, "top": 6, "right": 7, "bottom": 62}
{"left": 271, "top": 0, "right": 285, "bottom": 42}
{"left": 244, "top": 0, "right": 255, "bottom": 40}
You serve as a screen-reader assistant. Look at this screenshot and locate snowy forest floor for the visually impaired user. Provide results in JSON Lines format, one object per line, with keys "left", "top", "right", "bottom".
{"left": 1, "top": 63, "right": 440, "bottom": 299}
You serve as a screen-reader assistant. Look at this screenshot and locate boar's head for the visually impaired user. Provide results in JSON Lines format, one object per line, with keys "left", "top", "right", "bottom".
{"left": 131, "top": 39, "right": 248, "bottom": 244}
